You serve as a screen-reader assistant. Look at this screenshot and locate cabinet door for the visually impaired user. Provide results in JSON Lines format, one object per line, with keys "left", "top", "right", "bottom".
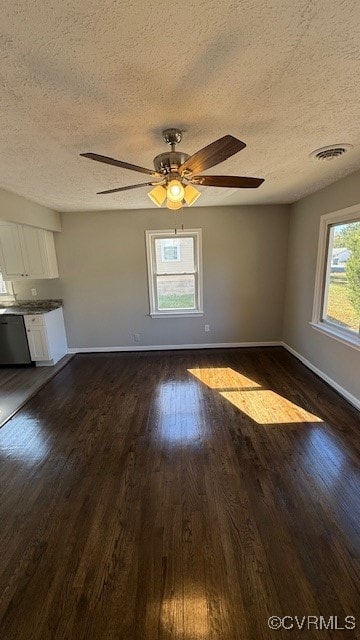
{"left": 26, "top": 326, "right": 50, "bottom": 361}
{"left": 20, "top": 226, "right": 58, "bottom": 279}
{"left": 20, "top": 226, "right": 48, "bottom": 279}
{"left": 0, "top": 224, "right": 26, "bottom": 278}
{"left": 0, "top": 223, "right": 59, "bottom": 280}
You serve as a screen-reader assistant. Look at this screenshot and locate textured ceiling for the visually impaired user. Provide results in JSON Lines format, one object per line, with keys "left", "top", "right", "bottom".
{"left": 1, "top": 0, "right": 360, "bottom": 211}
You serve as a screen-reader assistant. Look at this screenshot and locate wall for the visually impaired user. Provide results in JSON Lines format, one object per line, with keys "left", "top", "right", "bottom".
{"left": 283, "top": 169, "right": 360, "bottom": 404}
{"left": 15, "top": 205, "right": 289, "bottom": 349}
{"left": 0, "top": 188, "right": 61, "bottom": 231}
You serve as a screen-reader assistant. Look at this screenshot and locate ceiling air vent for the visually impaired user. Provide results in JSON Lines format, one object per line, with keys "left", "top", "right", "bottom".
{"left": 310, "top": 144, "right": 353, "bottom": 161}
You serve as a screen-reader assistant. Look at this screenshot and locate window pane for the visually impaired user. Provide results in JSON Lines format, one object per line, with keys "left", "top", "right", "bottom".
{"left": 156, "top": 275, "right": 195, "bottom": 310}
{"left": 0, "top": 272, "right": 7, "bottom": 294}
{"left": 323, "top": 221, "right": 360, "bottom": 334}
{"left": 155, "top": 237, "right": 194, "bottom": 274}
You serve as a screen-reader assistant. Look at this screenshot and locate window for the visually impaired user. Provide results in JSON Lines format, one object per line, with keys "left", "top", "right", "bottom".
{"left": 146, "top": 229, "right": 203, "bottom": 317}
{"left": 312, "top": 206, "right": 360, "bottom": 349}
{"left": 0, "top": 272, "right": 14, "bottom": 299}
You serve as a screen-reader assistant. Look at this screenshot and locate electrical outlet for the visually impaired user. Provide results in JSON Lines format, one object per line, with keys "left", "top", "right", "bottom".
{"left": 31, "top": 288, "right": 37, "bottom": 296}
{"left": 134, "top": 333, "right": 140, "bottom": 342}
{"left": 204, "top": 324, "right": 210, "bottom": 332}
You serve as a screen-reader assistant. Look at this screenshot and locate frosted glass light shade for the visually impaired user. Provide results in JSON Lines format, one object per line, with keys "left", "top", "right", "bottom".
{"left": 166, "top": 199, "right": 182, "bottom": 210}
{"left": 184, "top": 184, "right": 201, "bottom": 206}
{"left": 148, "top": 184, "right": 167, "bottom": 207}
{"left": 167, "top": 180, "right": 185, "bottom": 203}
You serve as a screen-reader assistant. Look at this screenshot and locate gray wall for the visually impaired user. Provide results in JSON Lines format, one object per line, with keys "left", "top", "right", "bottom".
{"left": 14, "top": 205, "right": 289, "bottom": 348}
{"left": 283, "top": 169, "right": 360, "bottom": 402}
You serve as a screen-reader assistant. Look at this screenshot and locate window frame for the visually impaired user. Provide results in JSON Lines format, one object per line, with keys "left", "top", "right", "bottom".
{"left": 145, "top": 229, "right": 203, "bottom": 318}
{"left": 311, "top": 204, "right": 360, "bottom": 350}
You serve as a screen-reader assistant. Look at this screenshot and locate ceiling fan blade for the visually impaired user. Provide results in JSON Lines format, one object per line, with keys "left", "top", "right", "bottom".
{"left": 97, "top": 182, "right": 158, "bottom": 195}
{"left": 192, "top": 175, "right": 264, "bottom": 188}
{"left": 81, "top": 153, "right": 157, "bottom": 176}
{"left": 179, "top": 135, "right": 246, "bottom": 175}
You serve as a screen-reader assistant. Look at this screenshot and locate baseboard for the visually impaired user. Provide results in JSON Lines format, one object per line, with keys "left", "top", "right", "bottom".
{"left": 282, "top": 342, "right": 360, "bottom": 411}
{"left": 68, "top": 341, "right": 359, "bottom": 410}
{"left": 68, "top": 341, "right": 281, "bottom": 354}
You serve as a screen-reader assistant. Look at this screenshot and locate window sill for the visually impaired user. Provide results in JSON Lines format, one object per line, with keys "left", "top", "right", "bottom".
{"left": 150, "top": 311, "right": 204, "bottom": 319}
{"left": 310, "top": 321, "right": 360, "bottom": 351}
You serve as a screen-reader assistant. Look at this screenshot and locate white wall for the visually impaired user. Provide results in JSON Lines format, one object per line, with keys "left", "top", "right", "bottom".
{"left": 0, "top": 188, "right": 61, "bottom": 231}
{"left": 283, "top": 170, "right": 360, "bottom": 404}
{"left": 14, "top": 205, "right": 289, "bottom": 349}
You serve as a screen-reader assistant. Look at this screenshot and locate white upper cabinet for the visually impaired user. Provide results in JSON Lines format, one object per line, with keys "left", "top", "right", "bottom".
{"left": 0, "top": 222, "right": 59, "bottom": 279}
{"left": 0, "top": 224, "right": 24, "bottom": 278}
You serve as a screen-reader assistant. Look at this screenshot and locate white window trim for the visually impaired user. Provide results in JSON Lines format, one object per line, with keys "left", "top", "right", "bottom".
{"left": 311, "top": 204, "right": 360, "bottom": 351}
{"left": 145, "top": 229, "right": 203, "bottom": 318}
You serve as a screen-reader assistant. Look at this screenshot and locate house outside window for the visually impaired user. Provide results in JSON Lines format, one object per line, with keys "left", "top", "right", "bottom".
{"left": 312, "top": 206, "right": 360, "bottom": 348}
{"left": 160, "top": 238, "right": 181, "bottom": 263}
{"left": 145, "top": 229, "right": 203, "bottom": 317}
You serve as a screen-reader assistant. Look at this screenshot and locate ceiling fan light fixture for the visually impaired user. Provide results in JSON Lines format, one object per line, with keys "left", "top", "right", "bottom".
{"left": 167, "top": 179, "right": 185, "bottom": 203}
{"left": 184, "top": 184, "right": 201, "bottom": 206}
{"left": 148, "top": 184, "right": 167, "bottom": 207}
{"left": 166, "top": 199, "right": 183, "bottom": 211}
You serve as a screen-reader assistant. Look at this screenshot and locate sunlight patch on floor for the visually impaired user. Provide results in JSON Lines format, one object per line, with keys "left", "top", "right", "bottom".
{"left": 220, "top": 390, "right": 323, "bottom": 425}
{"left": 161, "top": 595, "right": 210, "bottom": 639}
{"left": 188, "top": 367, "right": 261, "bottom": 390}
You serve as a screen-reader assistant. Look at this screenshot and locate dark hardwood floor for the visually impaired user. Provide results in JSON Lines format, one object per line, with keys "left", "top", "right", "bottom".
{"left": 0, "top": 355, "right": 73, "bottom": 428}
{"left": 0, "top": 347, "right": 359, "bottom": 640}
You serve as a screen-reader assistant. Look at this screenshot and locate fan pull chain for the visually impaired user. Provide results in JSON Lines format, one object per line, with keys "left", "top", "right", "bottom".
{"left": 174, "top": 204, "right": 184, "bottom": 234}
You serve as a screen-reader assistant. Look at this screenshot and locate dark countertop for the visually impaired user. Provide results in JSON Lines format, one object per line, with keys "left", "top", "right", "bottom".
{"left": 0, "top": 300, "right": 63, "bottom": 315}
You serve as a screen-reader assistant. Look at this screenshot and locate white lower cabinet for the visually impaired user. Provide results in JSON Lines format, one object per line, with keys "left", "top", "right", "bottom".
{"left": 26, "top": 324, "right": 50, "bottom": 361}
{"left": 24, "top": 308, "right": 67, "bottom": 366}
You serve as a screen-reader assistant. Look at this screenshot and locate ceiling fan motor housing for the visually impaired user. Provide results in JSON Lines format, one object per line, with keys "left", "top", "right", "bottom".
{"left": 153, "top": 151, "right": 190, "bottom": 174}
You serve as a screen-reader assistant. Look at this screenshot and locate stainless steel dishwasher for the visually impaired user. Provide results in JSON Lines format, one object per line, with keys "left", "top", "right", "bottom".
{"left": 0, "top": 315, "right": 32, "bottom": 365}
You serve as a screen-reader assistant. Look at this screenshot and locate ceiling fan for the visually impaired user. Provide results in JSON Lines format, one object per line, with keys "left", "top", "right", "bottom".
{"left": 80, "top": 128, "right": 264, "bottom": 210}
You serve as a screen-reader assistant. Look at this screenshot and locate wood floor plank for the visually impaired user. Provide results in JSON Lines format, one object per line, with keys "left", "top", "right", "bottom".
{"left": 0, "top": 347, "right": 359, "bottom": 639}
{"left": 0, "top": 355, "right": 73, "bottom": 428}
